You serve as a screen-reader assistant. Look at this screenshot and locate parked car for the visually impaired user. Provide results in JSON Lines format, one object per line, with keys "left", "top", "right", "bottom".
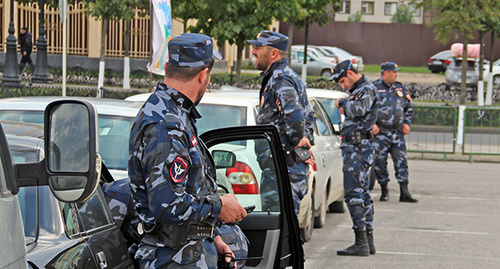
{"left": 126, "top": 89, "right": 346, "bottom": 242}
{"left": 0, "top": 100, "right": 102, "bottom": 268}
{"left": 0, "top": 96, "right": 305, "bottom": 267}
{"left": 444, "top": 57, "right": 490, "bottom": 89}
{"left": 291, "top": 45, "right": 339, "bottom": 64}
{"left": 290, "top": 47, "right": 337, "bottom": 77}
{"left": 313, "top": 46, "right": 364, "bottom": 71}
{"left": 427, "top": 50, "right": 453, "bottom": 73}
{"left": 488, "top": 58, "right": 500, "bottom": 86}
{"left": 4, "top": 121, "right": 134, "bottom": 268}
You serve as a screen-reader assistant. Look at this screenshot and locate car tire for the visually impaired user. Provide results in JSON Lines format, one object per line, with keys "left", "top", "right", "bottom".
{"left": 300, "top": 193, "right": 314, "bottom": 242}
{"left": 321, "top": 69, "right": 332, "bottom": 78}
{"left": 328, "top": 201, "right": 345, "bottom": 213}
{"left": 313, "top": 189, "right": 327, "bottom": 228}
{"left": 493, "top": 75, "right": 500, "bottom": 86}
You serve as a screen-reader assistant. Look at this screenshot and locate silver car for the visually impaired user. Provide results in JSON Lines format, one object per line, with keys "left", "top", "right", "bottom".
{"left": 290, "top": 47, "right": 337, "bottom": 77}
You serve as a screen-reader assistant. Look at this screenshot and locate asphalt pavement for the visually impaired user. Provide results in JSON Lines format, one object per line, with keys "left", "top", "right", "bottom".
{"left": 304, "top": 159, "right": 500, "bottom": 269}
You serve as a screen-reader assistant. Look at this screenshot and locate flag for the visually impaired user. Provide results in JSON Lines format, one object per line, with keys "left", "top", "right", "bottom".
{"left": 148, "top": 0, "right": 172, "bottom": 75}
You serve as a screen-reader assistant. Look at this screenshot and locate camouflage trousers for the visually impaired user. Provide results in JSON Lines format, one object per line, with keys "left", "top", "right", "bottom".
{"left": 341, "top": 140, "right": 374, "bottom": 231}
{"left": 261, "top": 162, "right": 309, "bottom": 217}
{"left": 374, "top": 129, "right": 409, "bottom": 185}
{"left": 219, "top": 223, "right": 249, "bottom": 269}
{"left": 136, "top": 237, "right": 218, "bottom": 268}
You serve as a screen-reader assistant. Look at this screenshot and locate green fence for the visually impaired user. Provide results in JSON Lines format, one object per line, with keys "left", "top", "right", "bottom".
{"left": 462, "top": 107, "right": 500, "bottom": 156}
{"left": 406, "top": 105, "right": 457, "bottom": 155}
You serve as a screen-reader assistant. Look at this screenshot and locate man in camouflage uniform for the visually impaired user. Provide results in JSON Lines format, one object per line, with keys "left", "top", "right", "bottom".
{"left": 373, "top": 62, "right": 417, "bottom": 203}
{"left": 248, "top": 30, "right": 316, "bottom": 217}
{"left": 331, "top": 60, "right": 378, "bottom": 256}
{"left": 129, "top": 33, "right": 247, "bottom": 268}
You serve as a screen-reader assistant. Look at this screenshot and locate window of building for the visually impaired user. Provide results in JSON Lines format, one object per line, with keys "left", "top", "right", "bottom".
{"left": 361, "top": 1, "right": 374, "bottom": 15}
{"left": 340, "top": 1, "right": 351, "bottom": 14}
{"left": 384, "top": 2, "right": 397, "bottom": 16}
{"left": 409, "top": 3, "right": 421, "bottom": 16}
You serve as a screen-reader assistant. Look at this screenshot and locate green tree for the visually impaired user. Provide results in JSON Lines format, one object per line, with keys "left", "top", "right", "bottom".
{"left": 190, "top": 0, "right": 274, "bottom": 85}
{"left": 82, "top": 0, "right": 136, "bottom": 89}
{"left": 390, "top": 5, "right": 414, "bottom": 24}
{"left": 171, "top": 0, "right": 200, "bottom": 32}
{"left": 418, "top": 0, "right": 496, "bottom": 105}
{"left": 347, "top": 10, "right": 363, "bottom": 22}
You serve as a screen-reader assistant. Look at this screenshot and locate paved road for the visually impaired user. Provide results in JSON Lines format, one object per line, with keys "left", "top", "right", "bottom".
{"left": 304, "top": 159, "right": 500, "bottom": 268}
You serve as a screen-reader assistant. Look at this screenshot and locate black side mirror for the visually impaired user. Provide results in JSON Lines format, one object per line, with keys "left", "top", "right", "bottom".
{"left": 212, "top": 150, "right": 237, "bottom": 169}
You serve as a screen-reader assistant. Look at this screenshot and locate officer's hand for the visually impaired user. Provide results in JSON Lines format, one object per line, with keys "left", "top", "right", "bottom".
{"left": 335, "top": 98, "right": 342, "bottom": 108}
{"left": 295, "top": 136, "right": 311, "bottom": 149}
{"left": 219, "top": 194, "right": 247, "bottom": 223}
{"left": 402, "top": 124, "right": 410, "bottom": 135}
{"left": 23, "top": 51, "right": 27, "bottom": 56}
{"left": 304, "top": 151, "right": 316, "bottom": 167}
{"left": 373, "top": 124, "right": 380, "bottom": 135}
{"left": 215, "top": 235, "right": 237, "bottom": 267}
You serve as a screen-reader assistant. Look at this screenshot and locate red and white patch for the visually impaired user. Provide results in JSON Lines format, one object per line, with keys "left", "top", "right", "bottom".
{"left": 275, "top": 99, "right": 282, "bottom": 112}
{"left": 190, "top": 136, "right": 198, "bottom": 147}
{"left": 406, "top": 92, "right": 412, "bottom": 101}
{"left": 378, "top": 89, "right": 387, "bottom": 93}
{"left": 170, "top": 156, "right": 188, "bottom": 183}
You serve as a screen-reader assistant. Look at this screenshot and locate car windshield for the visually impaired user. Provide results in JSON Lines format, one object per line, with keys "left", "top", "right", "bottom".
{"left": 0, "top": 110, "right": 134, "bottom": 171}
{"left": 315, "top": 97, "right": 342, "bottom": 125}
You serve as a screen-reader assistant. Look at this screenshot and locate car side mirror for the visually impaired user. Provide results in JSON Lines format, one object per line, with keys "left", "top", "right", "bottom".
{"left": 14, "top": 100, "right": 101, "bottom": 203}
{"left": 212, "top": 150, "right": 237, "bottom": 169}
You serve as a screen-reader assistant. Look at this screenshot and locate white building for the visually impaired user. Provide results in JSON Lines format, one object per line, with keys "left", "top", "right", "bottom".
{"left": 335, "top": 0, "right": 424, "bottom": 24}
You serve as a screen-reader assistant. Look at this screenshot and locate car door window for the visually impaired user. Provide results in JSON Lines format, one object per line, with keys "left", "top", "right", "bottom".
{"left": 76, "top": 188, "right": 114, "bottom": 232}
{"left": 311, "top": 100, "right": 332, "bottom": 136}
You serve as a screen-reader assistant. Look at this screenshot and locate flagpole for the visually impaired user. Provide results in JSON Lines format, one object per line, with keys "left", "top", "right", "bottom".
{"left": 148, "top": 0, "right": 153, "bottom": 92}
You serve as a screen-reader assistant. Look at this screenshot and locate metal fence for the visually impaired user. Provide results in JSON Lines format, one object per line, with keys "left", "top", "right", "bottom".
{"left": 462, "top": 107, "right": 500, "bottom": 156}
{"left": 406, "top": 105, "right": 457, "bottom": 155}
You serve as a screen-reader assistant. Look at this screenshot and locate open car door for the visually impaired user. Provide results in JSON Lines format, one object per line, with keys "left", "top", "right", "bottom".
{"left": 200, "top": 125, "right": 304, "bottom": 269}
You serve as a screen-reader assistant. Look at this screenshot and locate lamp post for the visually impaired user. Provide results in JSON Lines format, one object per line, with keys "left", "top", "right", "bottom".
{"left": 32, "top": 0, "right": 53, "bottom": 83}
{"left": 1, "top": 0, "right": 23, "bottom": 88}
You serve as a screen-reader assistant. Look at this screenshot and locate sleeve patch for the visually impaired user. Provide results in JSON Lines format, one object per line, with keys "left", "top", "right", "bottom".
{"left": 406, "top": 92, "right": 412, "bottom": 100}
{"left": 190, "top": 136, "right": 198, "bottom": 147}
{"left": 355, "top": 91, "right": 364, "bottom": 100}
{"left": 170, "top": 156, "right": 188, "bottom": 183}
{"left": 275, "top": 99, "right": 282, "bottom": 112}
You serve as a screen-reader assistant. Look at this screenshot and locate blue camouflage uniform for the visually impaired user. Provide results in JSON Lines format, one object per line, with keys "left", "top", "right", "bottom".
{"left": 128, "top": 33, "right": 227, "bottom": 268}
{"left": 256, "top": 58, "right": 315, "bottom": 216}
{"left": 372, "top": 78, "right": 413, "bottom": 185}
{"left": 337, "top": 74, "right": 378, "bottom": 232}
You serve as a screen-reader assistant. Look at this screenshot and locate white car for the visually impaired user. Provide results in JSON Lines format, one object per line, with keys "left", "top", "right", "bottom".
{"left": 313, "top": 46, "right": 364, "bottom": 71}
{"left": 126, "top": 88, "right": 346, "bottom": 242}
{"left": 289, "top": 46, "right": 337, "bottom": 77}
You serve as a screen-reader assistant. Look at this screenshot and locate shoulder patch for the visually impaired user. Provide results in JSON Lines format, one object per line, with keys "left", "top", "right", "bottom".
{"left": 355, "top": 91, "right": 364, "bottom": 100}
{"left": 406, "top": 92, "right": 412, "bottom": 100}
{"left": 170, "top": 156, "right": 188, "bottom": 183}
{"left": 275, "top": 99, "right": 282, "bottom": 112}
{"left": 397, "top": 90, "right": 403, "bottom": 97}
{"left": 190, "top": 136, "right": 198, "bottom": 147}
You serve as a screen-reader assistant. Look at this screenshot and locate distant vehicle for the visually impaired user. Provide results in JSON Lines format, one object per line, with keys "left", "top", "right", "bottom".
{"left": 445, "top": 58, "right": 490, "bottom": 89}
{"left": 290, "top": 47, "right": 337, "bottom": 77}
{"left": 487, "top": 58, "right": 500, "bottom": 86}
{"left": 427, "top": 50, "right": 453, "bottom": 73}
{"left": 0, "top": 100, "right": 102, "bottom": 268}
{"left": 313, "top": 46, "right": 364, "bottom": 71}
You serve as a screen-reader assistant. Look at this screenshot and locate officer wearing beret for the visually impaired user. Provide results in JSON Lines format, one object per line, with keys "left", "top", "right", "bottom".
{"left": 331, "top": 60, "right": 378, "bottom": 256}
{"left": 373, "top": 62, "right": 417, "bottom": 203}
{"left": 248, "top": 30, "right": 316, "bottom": 218}
{"left": 129, "top": 33, "right": 247, "bottom": 268}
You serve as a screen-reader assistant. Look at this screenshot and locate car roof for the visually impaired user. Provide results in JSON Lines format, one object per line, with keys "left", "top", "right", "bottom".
{"left": 0, "top": 96, "right": 143, "bottom": 117}
{"left": 306, "top": 88, "right": 349, "bottom": 99}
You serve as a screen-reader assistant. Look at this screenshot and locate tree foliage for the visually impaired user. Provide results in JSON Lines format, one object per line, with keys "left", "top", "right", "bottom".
{"left": 348, "top": 10, "right": 363, "bottom": 22}
{"left": 390, "top": 5, "right": 414, "bottom": 24}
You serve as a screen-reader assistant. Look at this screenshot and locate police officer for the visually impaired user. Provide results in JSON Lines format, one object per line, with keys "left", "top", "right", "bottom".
{"left": 129, "top": 33, "right": 247, "bottom": 268}
{"left": 248, "top": 30, "right": 316, "bottom": 217}
{"left": 331, "top": 60, "right": 378, "bottom": 256}
{"left": 373, "top": 62, "right": 417, "bottom": 203}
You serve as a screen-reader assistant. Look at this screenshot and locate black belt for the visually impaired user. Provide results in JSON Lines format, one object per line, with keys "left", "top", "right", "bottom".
{"left": 187, "top": 225, "right": 216, "bottom": 240}
{"left": 139, "top": 222, "right": 216, "bottom": 249}
{"left": 342, "top": 131, "right": 374, "bottom": 144}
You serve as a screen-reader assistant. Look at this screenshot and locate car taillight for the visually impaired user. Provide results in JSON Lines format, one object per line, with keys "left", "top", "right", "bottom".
{"left": 428, "top": 58, "right": 433, "bottom": 63}
{"left": 226, "top": 161, "right": 259, "bottom": 194}
{"left": 351, "top": 59, "right": 357, "bottom": 64}
{"left": 443, "top": 60, "right": 451, "bottom": 65}
{"left": 309, "top": 150, "right": 317, "bottom": 172}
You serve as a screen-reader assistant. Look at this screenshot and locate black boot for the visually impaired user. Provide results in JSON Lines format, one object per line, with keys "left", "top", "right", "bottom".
{"left": 367, "top": 229, "right": 376, "bottom": 255}
{"left": 399, "top": 182, "right": 418, "bottom": 203}
{"left": 337, "top": 230, "right": 370, "bottom": 256}
{"left": 379, "top": 183, "right": 389, "bottom": 201}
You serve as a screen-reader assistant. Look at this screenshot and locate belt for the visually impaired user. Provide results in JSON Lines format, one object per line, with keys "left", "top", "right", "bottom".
{"left": 139, "top": 221, "right": 216, "bottom": 249}
{"left": 187, "top": 225, "right": 216, "bottom": 240}
{"left": 342, "top": 131, "right": 374, "bottom": 144}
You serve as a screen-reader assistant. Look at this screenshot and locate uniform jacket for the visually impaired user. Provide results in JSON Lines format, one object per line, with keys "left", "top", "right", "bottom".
{"left": 19, "top": 31, "right": 32, "bottom": 53}
{"left": 256, "top": 58, "right": 315, "bottom": 147}
{"left": 373, "top": 78, "right": 413, "bottom": 130}
{"left": 129, "top": 82, "right": 222, "bottom": 232}
{"left": 338, "top": 75, "right": 378, "bottom": 138}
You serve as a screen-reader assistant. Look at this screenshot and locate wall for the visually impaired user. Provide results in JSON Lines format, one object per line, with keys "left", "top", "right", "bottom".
{"left": 282, "top": 21, "right": 500, "bottom": 67}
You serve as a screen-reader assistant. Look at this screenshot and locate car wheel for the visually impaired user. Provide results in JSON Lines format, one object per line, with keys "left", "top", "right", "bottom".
{"left": 313, "top": 189, "right": 327, "bottom": 228}
{"left": 328, "top": 200, "right": 345, "bottom": 213}
{"left": 321, "top": 69, "right": 332, "bottom": 78}
{"left": 493, "top": 75, "right": 500, "bottom": 86}
{"left": 300, "top": 193, "right": 314, "bottom": 242}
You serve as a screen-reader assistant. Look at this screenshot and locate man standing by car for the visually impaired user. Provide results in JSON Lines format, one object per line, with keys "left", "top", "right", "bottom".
{"left": 248, "top": 30, "right": 316, "bottom": 217}
{"left": 373, "top": 62, "right": 418, "bottom": 203}
{"left": 332, "top": 60, "right": 378, "bottom": 256}
{"left": 129, "top": 33, "right": 247, "bottom": 268}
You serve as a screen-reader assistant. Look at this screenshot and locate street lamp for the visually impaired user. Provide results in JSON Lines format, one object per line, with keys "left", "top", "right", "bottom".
{"left": 32, "top": 0, "right": 53, "bottom": 83}
{"left": 1, "top": 0, "right": 23, "bottom": 88}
